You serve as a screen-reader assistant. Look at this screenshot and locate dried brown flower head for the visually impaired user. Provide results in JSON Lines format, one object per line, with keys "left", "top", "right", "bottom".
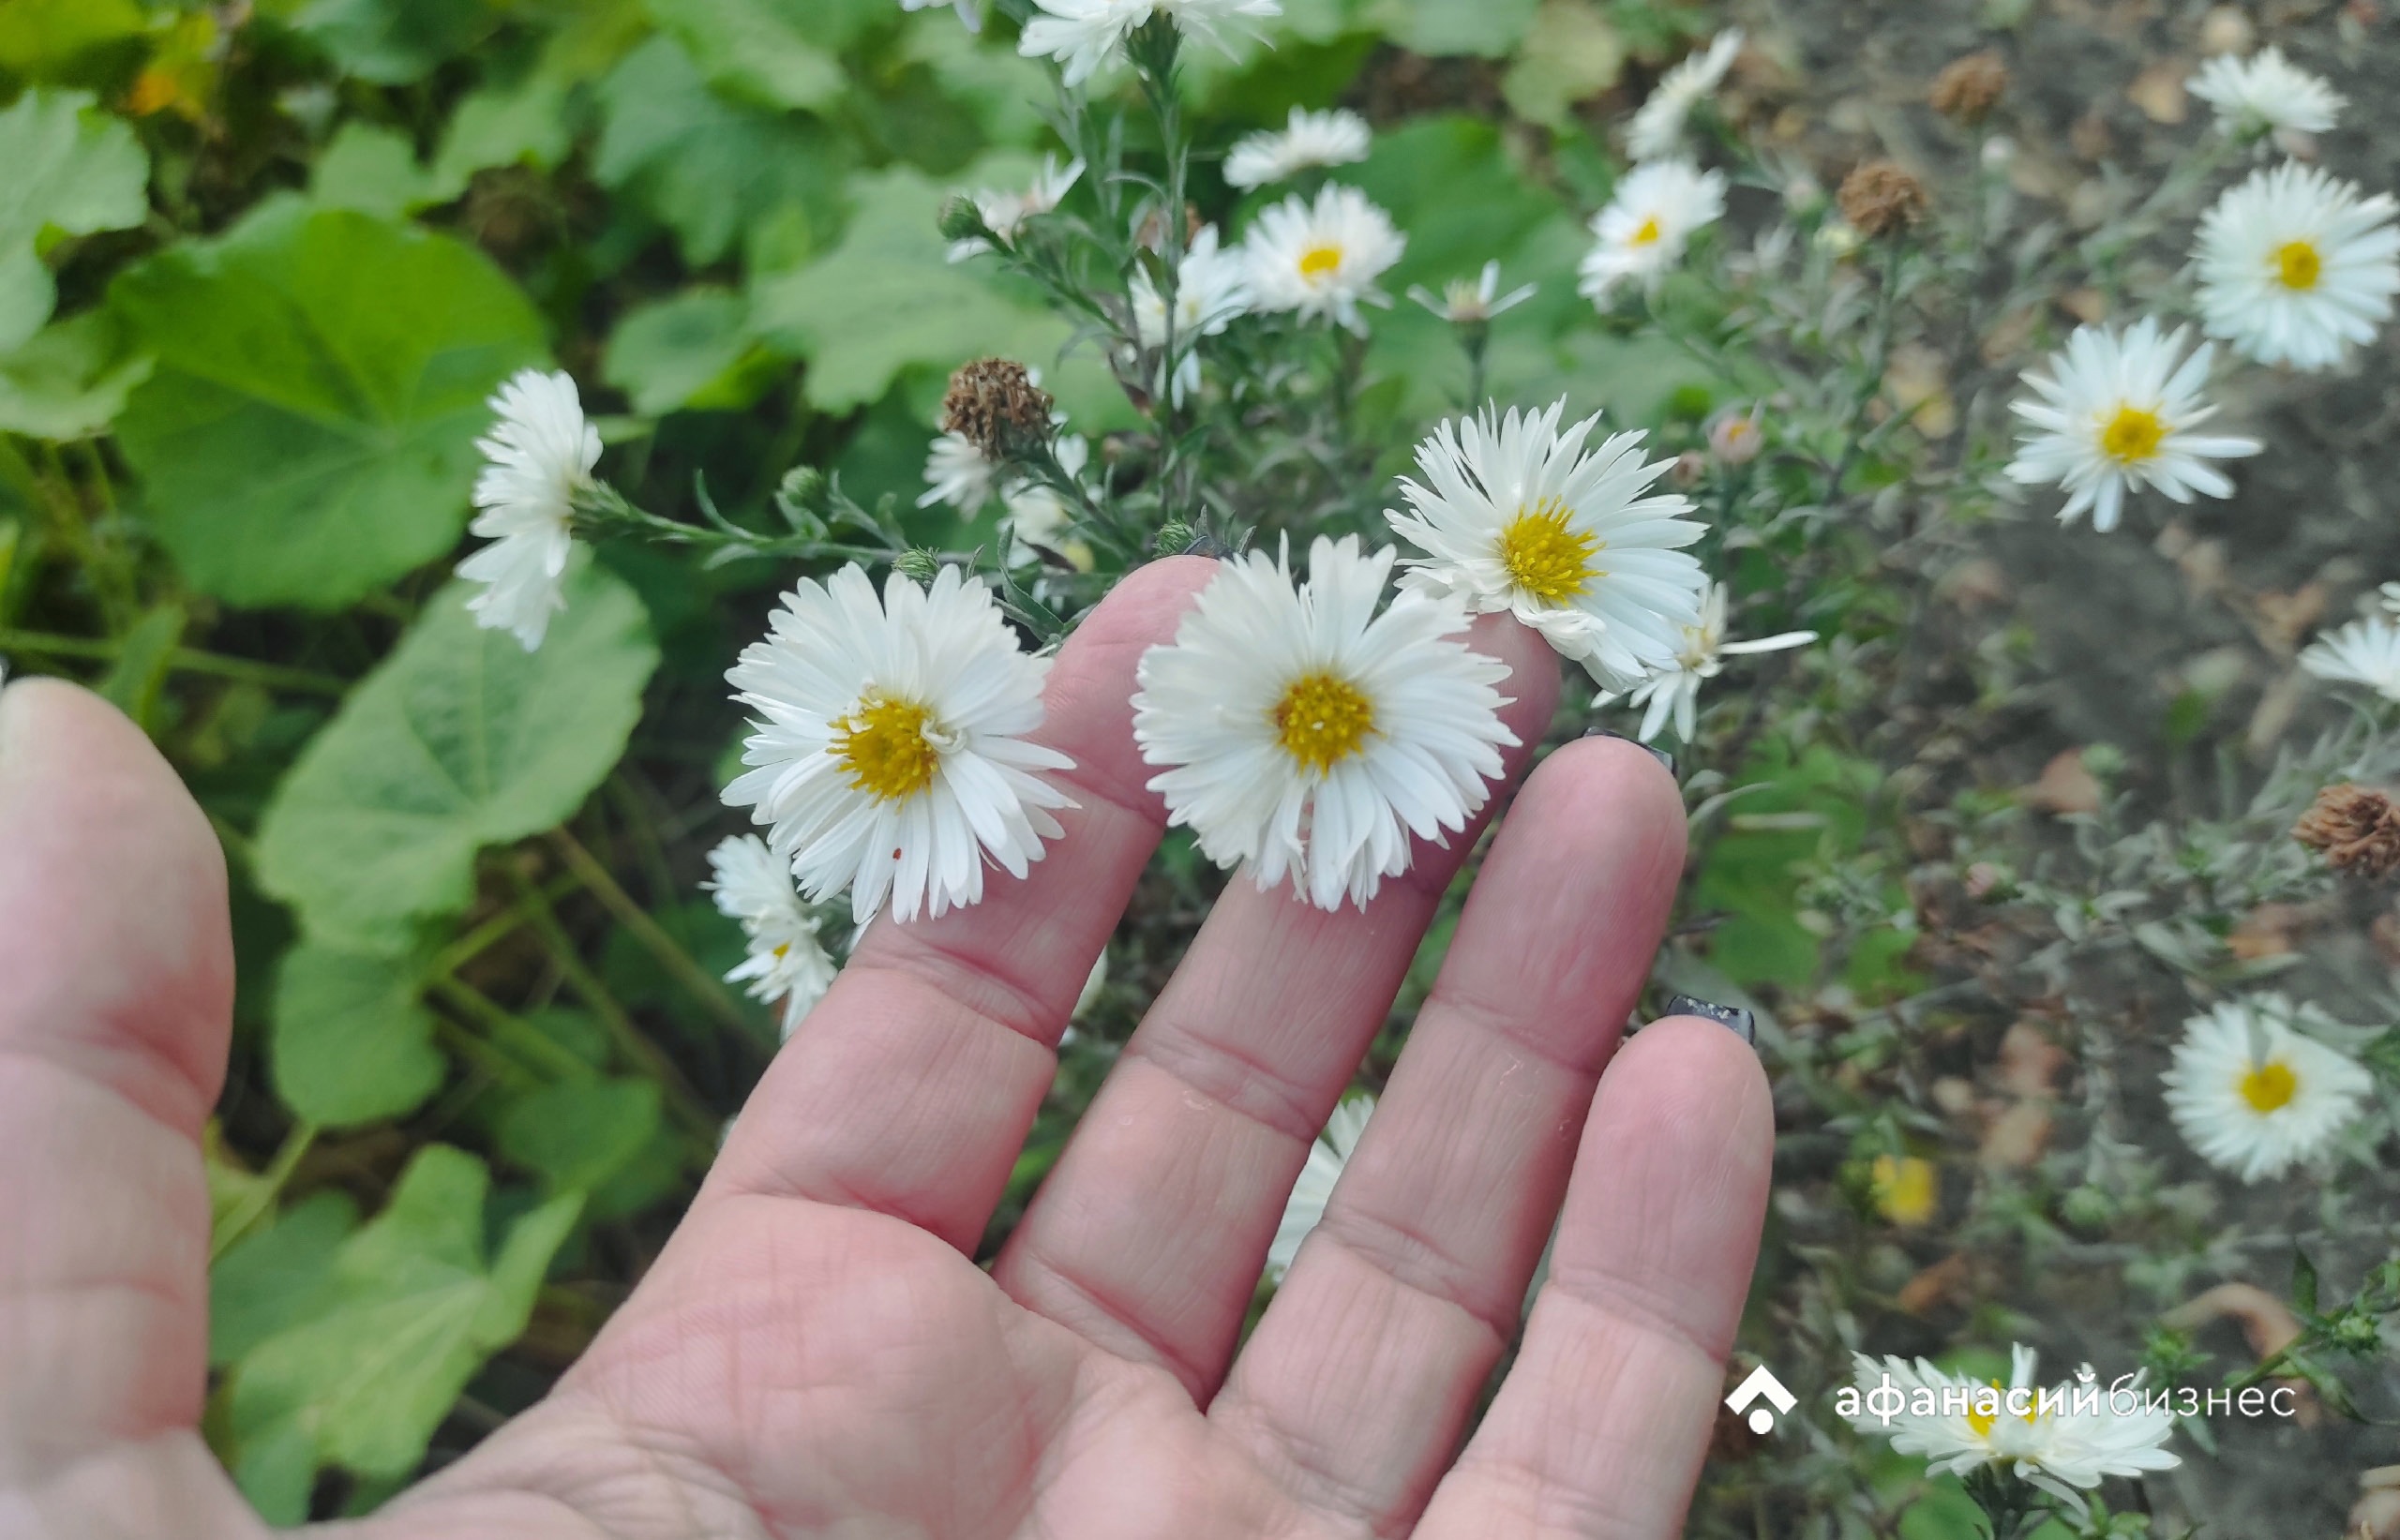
{"left": 1929, "top": 51, "right": 2008, "bottom": 123}
{"left": 2294, "top": 783, "right": 2400, "bottom": 878}
{"left": 941, "top": 358, "right": 1054, "bottom": 460}
{"left": 1838, "top": 159, "right": 1930, "bottom": 239}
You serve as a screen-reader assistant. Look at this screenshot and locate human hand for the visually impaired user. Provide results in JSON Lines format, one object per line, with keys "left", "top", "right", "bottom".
{"left": 0, "top": 557, "right": 1773, "bottom": 1540}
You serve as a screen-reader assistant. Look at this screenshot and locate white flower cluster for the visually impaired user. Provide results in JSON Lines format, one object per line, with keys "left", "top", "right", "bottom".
{"left": 704, "top": 833, "right": 838, "bottom": 1039}
{"left": 1579, "top": 30, "right": 1740, "bottom": 309}
{"left": 2007, "top": 52, "right": 2399, "bottom": 531}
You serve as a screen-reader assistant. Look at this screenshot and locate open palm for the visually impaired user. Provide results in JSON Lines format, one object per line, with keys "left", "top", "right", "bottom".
{"left": 0, "top": 557, "right": 1772, "bottom": 1540}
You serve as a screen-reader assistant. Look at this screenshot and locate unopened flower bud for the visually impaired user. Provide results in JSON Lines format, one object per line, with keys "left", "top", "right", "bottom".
{"left": 941, "top": 358, "right": 1055, "bottom": 461}
{"left": 892, "top": 546, "right": 943, "bottom": 585}
{"left": 938, "top": 193, "right": 993, "bottom": 247}
{"left": 1928, "top": 51, "right": 2008, "bottom": 124}
{"left": 1707, "top": 404, "right": 1765, "bottom": 465}
{"left": 1670, "top": 449, "right": 1706, "bottom": 487}
{"left": 1153, "top": 517, "right": 1194, "bottom": 555}
{"left": 1838, "top": 159, "right": 1930, "bottom": 239}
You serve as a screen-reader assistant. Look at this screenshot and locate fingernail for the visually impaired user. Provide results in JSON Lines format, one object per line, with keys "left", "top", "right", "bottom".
{"left": 1583, "top": 726, "right": 1675, "bottom": 777}
{"left": 1663, "top": 993, "right": 1756, "bottom": 1045}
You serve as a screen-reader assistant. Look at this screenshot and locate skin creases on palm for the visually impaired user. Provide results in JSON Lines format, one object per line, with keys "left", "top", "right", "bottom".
{"left": 0, "top": 566, "right": 1771, "bottom": 1540}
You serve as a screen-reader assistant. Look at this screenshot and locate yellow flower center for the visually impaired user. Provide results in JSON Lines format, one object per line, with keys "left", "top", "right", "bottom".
{"left": 1869, "top": 1154, "right": 1938, "bottom": 1227}
{"left": 1298, "top": 244, "right": 1344, "bottom": 279}
{"left": 1963, "top": 1381, "right": 2037, "bottom": 1439}
{"left": 2272, "top": 238, "right": 2321, "bottom": 291}
{"left": 829, "top": 693, "right": 941, "bottom": 801}
{"left": 2240, "top": 1059, "right": 2298, "bottom": 1114}
{"left": 2098, "top": 403, "right": 2166, "bottom": 464}
{"left": 1272, "top": 671, "right": 1376, "bottom": 774}
{"left": 1630, "top": 214, "right": 1664, "bottom": 246}
{"left": 1498, "top": 497, "right": 1601, "bottom": 603}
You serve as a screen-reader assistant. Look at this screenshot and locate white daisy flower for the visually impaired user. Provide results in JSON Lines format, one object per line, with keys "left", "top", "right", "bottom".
{"left": 1002, "top": 434, "right": 1089, "bottom": 562}
{"left": 2301, "top": 615, "right": 2400, "bottom": 702}
{"left": 2162, "top": 995, "right": 2373, "bottom": 1182}
{"left": 458, "top": 368, "right": 600, "bottom": 651}
{"left": 1626, "top": 27, "right": 1743, "bottom": 161}
{"left": 2380, "top": 579, "right": 2400, "bottom": 618}
{"left": 1267, "top": 1093, "right": 1373, "bottom": 1280}
{"left": 1132, "top": 536, "right": 1517, "bottom": 912}
{"left": 1223, "top": 107, "right": 1372, "bottom": 190}
{"left": 1847, "top": 1345, "right": 2179, "bottom": 1514}
{"left": 948, "top": 155, "right": 1085, "bottom": 262}
{"left": 1406, "top": 260, "right": 1537, "bottom": 324}
{"left": 1131, "top": 224, "right": 1252, "bottom": 404}
{"left": 2187, "top": 46, "right": 2343, "bottom": 139}
{"left": 2195, "top": 161, "right": 2400, "bottom": 370}
{"left": 917, "top": 431, "right": 1002, "bottom": 512}
{"left": 722, "top": 563, "right": 1077, "bottom": 925}
{"left": 1019, "top": 0, "right": 1281, "bottom": 87}
{"left": 1242, "top": 184, "right": 1406, "bottom": 333}
{"left": 2002, "top": 318, "right": 2260, "bottom": 532}
{"left": 705, "top": 834, "right": 839, "bottom": 1039}
{"left": 1385, "top": 398, "right": 1706, "bottom": 689}
{"left": 1577, "top": 159, "right": 1727, "bottom": 307}
{"left": 1603, "top": 582, "right": 1815, "bottom": 742}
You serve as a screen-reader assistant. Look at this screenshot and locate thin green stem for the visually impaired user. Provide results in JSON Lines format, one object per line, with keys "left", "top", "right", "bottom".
{"left": 431, "top": 975, "right": 597, "bottom": 1082}
{"left": 422, "top": 871, "right": 589, "bottom": 982}
{"left": 548, "top": 828, "right": 754, "bottom": 1036}
{"left": 0, "top": 627, "right": 350, "bottom": 695}
{"left": 209, "top": 1119, "right": 321, "bottom": 1262}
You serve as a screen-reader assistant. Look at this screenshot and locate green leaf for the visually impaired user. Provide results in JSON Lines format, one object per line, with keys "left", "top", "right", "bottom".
{"left": 1363, "top": 0, "right": 1538, "bottom": 56}
{"left": 748, "top": 165, "right": 1074, "bottom": 411}
{"left": 641, "top": 0, "right": 845, "bottom": 111}
{"left": 498, "top": 1077, "right": 663, "bottom": 1193}
{"left": 0, "top": 307, "right": 154, "bottom": 440}
{"left": 1500, "top": 0, "right": 1624, "bottom": 127}
{"left": 0, "top": 89, "right": 150, "bottom": 352}
{"left": 430, "top": 72, "right": 574, "bottom": 189}
{"left": 292, "top": 0, "right": 488, "bottom": 84}
{"left": 98, "top": 601, "right": 184, "bottom": 731}
{"left": 270, "top": 943, "right": 445, "bottom": 1128}
{"left": 227, "top": 1146, "right": 580, "bottom": 1493}
{"left": 254, "top": 562, "right": 659, "bottom": 954}
{"left": 0, "top": 0, "right": 148, "bottom": 75}
{"left": 602, "top": 288, "right": 771, "bottom": 416}
{"left": 2293, "top": 1248, "right": 2321, "bottom": 1319}
{"left": 593, "top": 34, "right": 848, "bottom": 268}
{"left": 111, "top": 201, "right": 548, "bottom": 609}
{"left": 209, "top": 1190, "right": 360, "bottom": 1368}
{"left": 310, "top": 123, "right": 452, "bottom": 218}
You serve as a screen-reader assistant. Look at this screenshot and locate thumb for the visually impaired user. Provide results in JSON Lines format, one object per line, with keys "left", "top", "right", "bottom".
{"left": 0, "top": 678, "right": 232, "bottom": 1479}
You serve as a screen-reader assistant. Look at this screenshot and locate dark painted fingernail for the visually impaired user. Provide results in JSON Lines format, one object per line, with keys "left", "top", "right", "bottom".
{"left": 1583, "top": 726, "right": 1675, "bottom": 777}
{"left": 1663, "top": 993, "right": 1756, "bottom": 1045}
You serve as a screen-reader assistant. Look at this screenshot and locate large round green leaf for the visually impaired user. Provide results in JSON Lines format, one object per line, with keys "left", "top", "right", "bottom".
{"left": 0, "top": 87, "right": 149, "bottom": 352}
{"left": 110, "top": 201, "right": 548, "bottom": 609}
{"left": 253, "top": 562, "right": 660, "bottom": 954}
{"left": 269, "top": 943, "right": 444, "bottom": 1129}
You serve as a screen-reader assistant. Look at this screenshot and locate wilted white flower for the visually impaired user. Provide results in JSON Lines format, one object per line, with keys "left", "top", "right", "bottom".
{"left": 705, "top": 834, "right": 838, "bottom": 1039}
{"left": 2187, "top": 46, "right": 2343, "bottom": 139}
{"left": 1602, "top": 583, "right": 1815, "bottom": 742}
{"left": 1132, "top": 536, "right": 1517, "bottom": 911}
{"left": 1406, "top": 260, "right": 1536, "bottom": 325}
{"left": 458, "top": 368, "right": 599, "bottom": 651}
{"left": 1846, "top": 1345, "right": 2179, "bottom": 1514}
{"left": 723, "top": 563, "right": 1075, "bottom": 925}
{"left": 1386, "top": 398, "right": 1706, "bottom": 688}
{"left": 918, "top": 431, "right": 1002, "bottom": 512}
{"left": 2301, "top": 615, "right": 2400, "bottom": 702}
{"left": 948, "top": 155, "right": 1085, "bottom": 262}
{"left": 2195, "top": 161, "right": 2400, "bottom": 370}
{"left": 1706, "top": 403, "right": 1764, "bottom": 464}
{"left": 1224, "top": 107, "right": 1372, "bottom": 190}
{"left": 2162, "top": 995, "right": 2373, "bottom": 1182}
{"left": 1131, "top": 224, "right": 1252, "bottom": 403}
{"left": 2002, "top": 318, "right": 2259, "bottom": 532}
{"left": 1626, "top": 28, "right": 1743, "bottom": 160}
{"left": 1019, "top": 0, "right": 1281, "bottom": 86}
{"left": 1577, "top": 159, "right": 1726, "bottom": 307}
{"left": 1243, "top": 184, "right": 1406, "bottom": 333}
{"left": 1267, "top": 1094, "right": 1373, "bottom": 1279}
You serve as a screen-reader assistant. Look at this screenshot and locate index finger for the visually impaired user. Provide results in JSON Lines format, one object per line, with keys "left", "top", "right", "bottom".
{"left": 701, "top": 557, "right": 1215, "bottom": 1251}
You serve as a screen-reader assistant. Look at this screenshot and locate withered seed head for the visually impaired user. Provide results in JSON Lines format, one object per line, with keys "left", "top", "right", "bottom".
{"left": 2294, "top": 783, "right": 2400, "bottom": 879}
{"left": 940, "top": 358, "right": 1054, "bottom": 460}
{"left": 1929, "top": 52, "right": 2008, "bottom": 123}
{"left": 1838, "top": 159, "right": 1931, "bottom": 239}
